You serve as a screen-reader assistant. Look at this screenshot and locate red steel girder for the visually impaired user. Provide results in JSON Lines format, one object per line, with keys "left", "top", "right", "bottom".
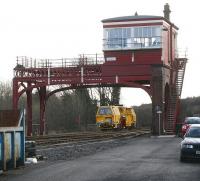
{"left": 13, "top": 56, "right": 167, "bottom": 136}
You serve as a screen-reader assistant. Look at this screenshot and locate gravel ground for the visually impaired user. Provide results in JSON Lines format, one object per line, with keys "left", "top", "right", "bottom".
{"left": 2, "top": 135, "right": 200, "bottom": 181}
{"left": 37, "top": 134, "right": 149, "bottom": 161}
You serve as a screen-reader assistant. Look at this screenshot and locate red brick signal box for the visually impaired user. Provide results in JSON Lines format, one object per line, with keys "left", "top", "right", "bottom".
{"left": 101, "top": 3, "right": 187, "bottom": 134}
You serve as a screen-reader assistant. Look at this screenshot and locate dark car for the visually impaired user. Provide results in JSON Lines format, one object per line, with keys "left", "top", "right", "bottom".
{"left": 180, "top": 124, "right": 200, "bottom": 161}
{"left": 181, "top": 117, "right": 200, "bottom": 136}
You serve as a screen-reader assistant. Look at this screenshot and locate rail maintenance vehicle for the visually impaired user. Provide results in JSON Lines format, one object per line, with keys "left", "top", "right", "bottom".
{"left": 96, "top": 106, "right": 136, "bottom": 129}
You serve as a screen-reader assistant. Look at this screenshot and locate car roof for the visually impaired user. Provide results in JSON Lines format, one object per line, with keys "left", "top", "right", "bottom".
{"left": 185, "top": 117, "right": 200, "bottom": 119}
{"left": 189, "top": 124, "right": 200, "bottom": 128}
{"left": 185, "top": 117, "right": 200, "bottom": 122}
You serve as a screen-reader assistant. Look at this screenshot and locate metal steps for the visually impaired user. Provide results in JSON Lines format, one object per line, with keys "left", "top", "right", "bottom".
{"left": 165, "top": 58, "right": 187, "bottom": 133}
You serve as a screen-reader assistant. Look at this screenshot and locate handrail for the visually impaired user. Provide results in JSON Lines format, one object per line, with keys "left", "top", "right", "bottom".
{"left": 15, "top": 54, "right": 105, "bottom": 69}
{"left": 175, "top": 48, "right": 188, "bottom": 58}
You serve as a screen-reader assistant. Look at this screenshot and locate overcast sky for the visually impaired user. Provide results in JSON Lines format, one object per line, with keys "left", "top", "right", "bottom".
{"left": 0, "top": 0, "right": 199, "bottom": 106}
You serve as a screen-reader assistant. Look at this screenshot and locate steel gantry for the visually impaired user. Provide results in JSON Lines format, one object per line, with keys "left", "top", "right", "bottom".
{"left": 13, "top": 4, "right": 187, "bottom": 136}
{"left": 13, "top": 54, "right": 186, "bottom": 136}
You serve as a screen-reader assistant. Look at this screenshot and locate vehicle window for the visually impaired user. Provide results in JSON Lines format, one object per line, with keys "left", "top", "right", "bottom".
{"left": 185, "top": 118, "right": 200, "bottom": 124}
{"left": 98, "top": 108, "right": 112, "bottom": 115}
{"left": 185, "top": 127, "right": 200, "bottom": 138}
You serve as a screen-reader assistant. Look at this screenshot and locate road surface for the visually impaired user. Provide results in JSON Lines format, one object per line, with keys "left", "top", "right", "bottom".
{"left": 1, "top": 136, "right": 200, "bottom": 181}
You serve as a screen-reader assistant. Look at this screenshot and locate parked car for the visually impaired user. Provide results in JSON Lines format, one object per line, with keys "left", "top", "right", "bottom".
{"left": 180, "top": 124, "right": 200, "bottom": 161}
{"left": 181, "top": 117, "right": 200, "bottom": 136}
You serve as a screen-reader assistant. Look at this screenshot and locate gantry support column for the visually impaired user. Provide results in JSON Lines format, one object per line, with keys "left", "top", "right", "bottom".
{"left": 12, "top": 79, "right": 19, "bottom": 110}
{"left": 151, "top": 66, "right": 169, "bottom": 135}
{"left": 39, "top": 86, "right": 46, "bottom": 135}
{"left": 26, "top": 83, "right": 33, "bottom": 136}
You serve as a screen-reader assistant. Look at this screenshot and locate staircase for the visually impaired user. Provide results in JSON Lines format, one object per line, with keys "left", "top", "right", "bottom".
{"left": 175, "top": 58, "right": 187, "bottom": 96}
{"left": 165, "top": 58, "right": 187, "bottom": 133}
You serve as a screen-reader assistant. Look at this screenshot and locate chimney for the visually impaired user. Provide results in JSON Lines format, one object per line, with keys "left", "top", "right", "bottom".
{"left": 163, "top": 3, "right": 171, "bottom": 20}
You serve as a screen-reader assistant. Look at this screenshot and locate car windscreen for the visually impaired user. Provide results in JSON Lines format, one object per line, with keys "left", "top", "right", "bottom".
{"left": 185, "top": 118, "right": 200, "bottom": 124}
{"left": 98, "top": 107, "right": 112, "bottom": 115}
{"left": 185, "top": 127, "right": 200, "bottom": 138}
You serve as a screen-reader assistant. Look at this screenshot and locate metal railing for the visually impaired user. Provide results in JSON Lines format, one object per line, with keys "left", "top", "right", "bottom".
{"left": 175, "top": 48, "right": 188, "bottom": 59}
{"left": 16, "top": 54, "right": 105, "bottom": 69}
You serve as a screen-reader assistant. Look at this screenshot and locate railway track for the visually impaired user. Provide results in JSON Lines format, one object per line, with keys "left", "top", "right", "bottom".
{"left": 26, "top": 128, "right": 150, "bottom": 146}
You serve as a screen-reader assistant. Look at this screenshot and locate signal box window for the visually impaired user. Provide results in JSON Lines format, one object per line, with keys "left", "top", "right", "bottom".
{"left": 103, "top": 26, "right": 161, "bottom": 50}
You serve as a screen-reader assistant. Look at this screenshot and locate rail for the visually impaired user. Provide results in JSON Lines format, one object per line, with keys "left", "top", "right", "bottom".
{"left": 16, "top": 54, "right": 105, "bottom": 69}
{"left": 26, "top": 129, "right": 150, "bottom": 146}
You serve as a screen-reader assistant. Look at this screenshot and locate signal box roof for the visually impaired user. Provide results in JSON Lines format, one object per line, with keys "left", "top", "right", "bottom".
{"left": 102, "top": 15, "right": 163, "bottom": 22}
{"left": 102, "top": 15, "right": 178, "bottom": 29}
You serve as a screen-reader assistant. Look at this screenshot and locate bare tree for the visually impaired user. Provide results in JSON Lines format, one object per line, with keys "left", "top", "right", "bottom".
{"left": 93, "top": 87, "right": 121, "bottom": 106}
{"left": 0, "top": 81, "right": 12, "bottom": 109}
{"left": 111, "top": 87, "right": 121, "bottom": 105}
